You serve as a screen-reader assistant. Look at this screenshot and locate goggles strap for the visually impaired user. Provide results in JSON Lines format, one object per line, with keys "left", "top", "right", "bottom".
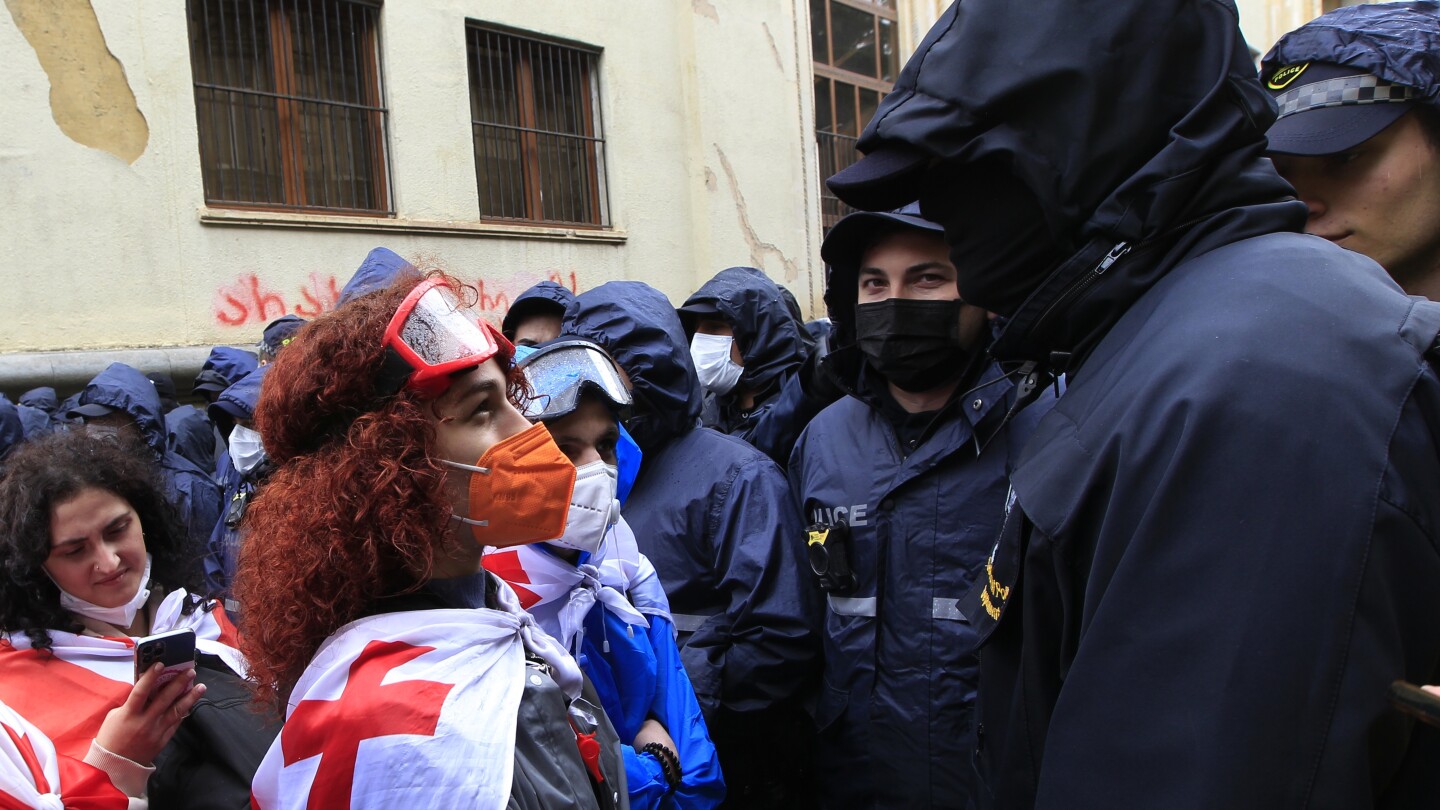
{"left": 375, "top": 346, "right": 417, "bottom": 398}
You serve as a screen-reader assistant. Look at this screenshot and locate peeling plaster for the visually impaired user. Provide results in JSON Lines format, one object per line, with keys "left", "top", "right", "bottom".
{"left": 693, "top": 0, "right": 719, "bottom": 22}
{"left": 715, "top": 145, "right": 800, "bottom": 283}
{"left": 762, "top": 23, "right": 785, "bottom": 73}
{"left": 5, "top": 0, "right": 149, "bottom": 163}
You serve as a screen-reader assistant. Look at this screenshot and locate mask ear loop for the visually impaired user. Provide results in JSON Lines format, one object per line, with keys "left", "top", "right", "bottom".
{"left": 440, "top": 460, "right": 492, "bottom": 527}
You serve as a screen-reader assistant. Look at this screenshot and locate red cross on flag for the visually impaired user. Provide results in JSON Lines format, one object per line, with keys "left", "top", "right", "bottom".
{"left": 251, "top": 608, "right": 543, "bottom": 810}
{"left": 0, "top": 700, "right": 129, "bottom": 809}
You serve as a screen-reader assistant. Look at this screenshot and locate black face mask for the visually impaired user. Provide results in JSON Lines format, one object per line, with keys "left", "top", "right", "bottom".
{"left": 854, "top": 298, "right": 970, "bottom": 393}
{"left": 919, "top": 158, "right": 1072, "bottom": 318}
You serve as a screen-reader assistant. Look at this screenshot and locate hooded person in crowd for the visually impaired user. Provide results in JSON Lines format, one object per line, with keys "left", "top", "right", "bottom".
{"left": 68, "top": 364, "right": 223, "bottom": 579}
{"left": 205, "top": 364, "right": 274, "bottom": 595}
{"left": 827, "top": 0, "right": 1440, "bottom": 806}
{"left": 18, "top": 386, "right": 59, "bottom": 416}
{"left": 192, "top": 347, "right": 258, "bottom": 406}
{"left": 17, "top": 386, "right": 59, "bottom": 437}
{"left": 1264, "top": 1, "right": 1440, "bottom": 301}
{"left": 0, "top": 399, "right": 22, "bottom": 467}
{"left": 486, "top": 338, "right": 725, "bottom": 809}
{"left": 236, "top": 273, "right": 628, "bottom": 808}
{"left": 257, "top": 315, "right": 306, "bottom": 366}
{"left": 789, "top": 205, "right": 1052, "bottom": 809}
{"left": 144, "top": 374, "right": 179, "bottom": 415}
{"left": 164, "top": 405, "right": 218, "bottom": 483}
{"left": 337, "top": 246, "right": 415, "bottom": 307}
{"left": 565, "top": 281, "right": 820, "bottom": 808}
{"left": 503, "top": 280, "right": 577, "bottom": 347}
{"left": 679, "top": 266, "right": 834, "bottom": 464}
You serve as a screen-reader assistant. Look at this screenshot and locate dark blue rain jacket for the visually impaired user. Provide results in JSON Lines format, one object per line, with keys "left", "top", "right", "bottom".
{"left": 790, "top": 345, "right": 1049, "bottom": 809}
{"left": 206, "top": 365, "right": 272, "bottom": 595}
{"left": 0, "top": 399, "right": 22, "bottom": 463}
{"left": 200, "top": 347, "right": 258, "bottom": 389}
{"left": 18, "top": 387, "right": 58, "bottom": 414}
{"left": 564, "top": 282, "right": 819, "bottom": 717}
{"left": 78, "top": 364, "right": 223, "bottom": 589}
{"left": 338, "top": 247, "right": 415, "bottom": 306}
{"left": 166, "top": 405, "right": 219, "bottom": 482}
{"left": 17, "top": 388, "right": 58, "bottom": 437}
{"left": 852, "top": 0, "right": 1440, "bottom": 807}
{"left": 504, "top": 280, "right": 577, "bottom": 339}
{"left": 683, "top": 267, "right": 831, "bottom": 465}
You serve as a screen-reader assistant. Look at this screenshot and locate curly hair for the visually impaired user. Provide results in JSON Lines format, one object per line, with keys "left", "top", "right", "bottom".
{"left": 235, "top": 272, "right": 525, "bottom": 707}
{"left": 0, "top": 430, "right": 201, "bottom": 651}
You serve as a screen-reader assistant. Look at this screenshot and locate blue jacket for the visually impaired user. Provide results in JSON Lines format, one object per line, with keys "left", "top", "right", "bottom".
{"left": 503, "top": 280, "right": 577, "bottom": 339}
{"left": 683, "top": 267, "right": 829, "bottom": 465}
{"left": 17, "top": 388, "right": 58, "bottom": 437}
{"left": 563, "top": 282, "right": 820, "bottom": 716}
{"left": 166, "top": 405, "right": 219, "bottom": 482}
{"left": 338, "top": 247, "right": 415, "bottom": 306}
{"left": 200, "top": 347, "right": 258, "bottom": 388}
{"left": 580, "top": 606, "right": 724, "bottom": 809}
{"left": 206, "top": 365, "right": 273, "bottom": 595}
{"left": 0, "top": 399, "right": 21, "bottom": 463}
{"left": 790, "top": 346, "right": 1050, "bottom": 809}
{"left": 78, "top": 364, "right": 223, "bottom": 591}
{"left": 863, "top": 1, "right": 1440, "bottom": 807}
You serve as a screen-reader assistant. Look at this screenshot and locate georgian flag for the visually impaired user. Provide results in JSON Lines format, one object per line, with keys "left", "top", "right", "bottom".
{"left": 250, "top": 580, "right": 582, "bottom": 810}
{"left": 0, "top": 590, "right": 244, "bottom": 760}
{"left": 482, "top": 517, "right": 671, "bottom": 652}
{"left": 0, "top": 700, "right": 129, "bottom": 810}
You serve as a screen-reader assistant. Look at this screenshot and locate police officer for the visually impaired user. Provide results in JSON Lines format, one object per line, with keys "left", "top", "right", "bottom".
{"left": 1265, "top": 1, "right": 1440, "bottom": 300}
{"left": 788, "top": 206, "right": 1051, "bottom": 809}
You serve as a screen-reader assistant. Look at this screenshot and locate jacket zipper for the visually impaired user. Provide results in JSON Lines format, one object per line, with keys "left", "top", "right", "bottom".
{"left": 1027, "top": 241, "right": 1132, "bottom": 345}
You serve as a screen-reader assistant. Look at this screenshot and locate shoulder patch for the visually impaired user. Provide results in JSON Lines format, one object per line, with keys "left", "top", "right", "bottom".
{"left": 1267, "top": 63, "right": 1308, "bottom": 91}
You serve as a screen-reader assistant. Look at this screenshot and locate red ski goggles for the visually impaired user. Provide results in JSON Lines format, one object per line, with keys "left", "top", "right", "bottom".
{"left": 376, "top": 278, "right": 513, "bottom": 399}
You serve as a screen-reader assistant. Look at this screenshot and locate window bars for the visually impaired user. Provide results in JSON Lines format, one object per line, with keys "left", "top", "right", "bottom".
{"left": 188, "top": 0, "right": 392, "bottom": 215}
{"left": 467, "top": 25, "right": 609, "bottom": 227}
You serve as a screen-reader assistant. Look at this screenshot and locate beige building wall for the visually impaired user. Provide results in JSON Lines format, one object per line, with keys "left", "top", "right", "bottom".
{"left": 0, "top": 0, "right": 824, "bottom": 380}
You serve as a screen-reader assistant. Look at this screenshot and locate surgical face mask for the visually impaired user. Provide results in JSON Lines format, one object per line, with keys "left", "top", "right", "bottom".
{"left": 86, "top": 425, "right": 121, "bottom": 442}
{"left": 56, "top": 554, "right": 153, "bottom": 629}
{"left": 854, "top": 298, "right": 971, "bottom": 392}
{"left": 229, "top": 424, "right": 267, "bottom": 474}
{"left": 549, "top": 462, "right": 619, "bottom": 555}
{"left": 441, "top": 422, "right": 578, "bottom": 548}
{"left": 690, "top": 332, "right": 744, "bottom": 395}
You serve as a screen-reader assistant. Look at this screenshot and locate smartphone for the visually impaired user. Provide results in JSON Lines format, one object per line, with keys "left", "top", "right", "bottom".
{"left": 1389, "top": 681, "right": 1440, "bottom": 729}
{"left": 134, "top": 628, "right": 197, "bottom": 687}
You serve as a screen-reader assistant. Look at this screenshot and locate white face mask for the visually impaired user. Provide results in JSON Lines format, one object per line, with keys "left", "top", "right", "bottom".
{"left": 56, "top": 553, "right": 153, "bottom": 629}
{"left": 229, "top": 424, "right": 267, "bottom": 474}
{"left": 690, "top": 332, "right": 744, "bottom": 395}
{"left": 548, "top": 462, "right": 619, "bottom": 555}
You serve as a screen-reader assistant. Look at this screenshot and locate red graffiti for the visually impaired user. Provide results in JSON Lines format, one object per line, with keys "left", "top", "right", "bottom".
{"left": 213, "top": 273, "right": 342, "bottom": 326}
{"left": 214, "top": 269, "right": 583, "bottom": 327}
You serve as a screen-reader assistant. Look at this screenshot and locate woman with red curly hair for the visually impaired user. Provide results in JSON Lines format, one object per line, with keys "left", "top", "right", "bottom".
{"left": 237, "top": 272, "right": 628, "bottom": 809}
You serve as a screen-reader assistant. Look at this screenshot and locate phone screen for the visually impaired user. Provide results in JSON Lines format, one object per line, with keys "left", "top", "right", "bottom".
{"left": 134, "top": 628, "right": 197, "bottom": 686}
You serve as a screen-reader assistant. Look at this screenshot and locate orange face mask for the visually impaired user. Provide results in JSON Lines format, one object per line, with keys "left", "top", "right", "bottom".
{"left": 443, "top": 422, "right": 578, "bottom": 547}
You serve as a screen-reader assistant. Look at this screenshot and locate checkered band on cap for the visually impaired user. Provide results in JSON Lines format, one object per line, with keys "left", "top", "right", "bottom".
{"left": 1275, "top": 74, "right": 1419, "bottom": 120}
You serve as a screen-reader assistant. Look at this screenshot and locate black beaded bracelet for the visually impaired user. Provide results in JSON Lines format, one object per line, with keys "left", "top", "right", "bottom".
{"left": 641, "top": 741, "right": 682, "bottom": 788}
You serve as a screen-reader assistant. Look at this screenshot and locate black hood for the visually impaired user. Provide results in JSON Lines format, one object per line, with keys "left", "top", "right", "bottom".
{"left": 681, "top": 266, "right": 808, "bottom": 396}
{"left": 832, "top": 0, "right": 1306, "bottom": 368}
{"left": 563, "top": 281, "right": 703, "bottom": 453}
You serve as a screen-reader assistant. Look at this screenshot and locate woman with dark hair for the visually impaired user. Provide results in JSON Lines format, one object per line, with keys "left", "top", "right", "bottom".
{"left": 0, "top": 430, "right": 252, "bottom": 806}
{"left": 238, "top": 272, "right": 627, "bottom": 809}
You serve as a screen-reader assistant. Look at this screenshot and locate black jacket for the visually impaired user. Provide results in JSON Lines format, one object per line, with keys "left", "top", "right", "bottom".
{"left": 850, "top": 0, "right": 1440, "bottom": 806}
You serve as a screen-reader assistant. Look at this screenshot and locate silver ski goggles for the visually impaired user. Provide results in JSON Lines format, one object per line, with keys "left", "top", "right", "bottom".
{"left": 516, "top": 339, "right": 632, "bottom": 421}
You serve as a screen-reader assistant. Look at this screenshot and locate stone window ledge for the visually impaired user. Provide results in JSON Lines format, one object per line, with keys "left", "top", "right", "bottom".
{"left": 199, "top": 207, "right": 627, "bottom": 243}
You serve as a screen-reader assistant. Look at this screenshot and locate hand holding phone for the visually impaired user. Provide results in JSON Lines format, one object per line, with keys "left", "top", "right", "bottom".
{"left": 1389, "top": 681, "right": 1440, "bottom": 729}
{"left": 134, "top": 628, "right": 196, "bottom": 688}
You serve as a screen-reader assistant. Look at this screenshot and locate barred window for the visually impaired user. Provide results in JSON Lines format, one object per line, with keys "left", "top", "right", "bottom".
{"left": 467, "top": 25, "right": 609, "bottom": 227}
{"left": 811, "top": 0, "right": 898, "bottom": 230}
{"left": 187, "top": 0, "right": 392, "bottom": 215}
